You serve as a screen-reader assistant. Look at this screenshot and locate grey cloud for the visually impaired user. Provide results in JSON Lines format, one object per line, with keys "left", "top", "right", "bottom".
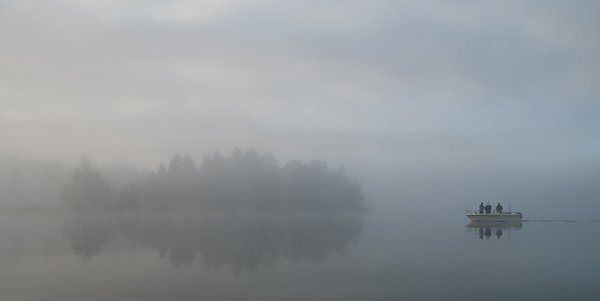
{"left": 0, "top": 0, "right": 599, "bottom": 170}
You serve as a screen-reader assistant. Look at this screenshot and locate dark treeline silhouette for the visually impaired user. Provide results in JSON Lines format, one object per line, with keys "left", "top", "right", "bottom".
{"left": 61, "top": 212, "right": 363, "bottom": 271}
{"left": 62, "top": 149, "right": 365, "bottom": 212}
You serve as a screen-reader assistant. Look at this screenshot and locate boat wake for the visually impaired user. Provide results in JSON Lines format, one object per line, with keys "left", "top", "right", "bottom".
{"left": 522, "top": 219, "right": 600, "bottom": 223}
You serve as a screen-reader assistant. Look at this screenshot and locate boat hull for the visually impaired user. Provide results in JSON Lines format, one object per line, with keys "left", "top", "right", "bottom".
{"left": 466, "top": 213, "right": 522, "bottom": 222}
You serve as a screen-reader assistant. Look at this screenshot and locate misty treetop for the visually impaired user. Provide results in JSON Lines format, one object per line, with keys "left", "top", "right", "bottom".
{"left": 62, "top": 158, "right": 114, "bottom": 211}
{"left": 63, "top": 149, "right": 365, "bottom": 212}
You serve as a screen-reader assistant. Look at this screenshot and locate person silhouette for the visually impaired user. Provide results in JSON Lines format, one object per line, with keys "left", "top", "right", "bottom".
{"left": 485, "top": 203, "right": 492, "bottom": 214}
{"left": 479, "top": 202, "right": 485, "bottom": 214}
{"left": 496, "top": 203, "right": 503, "bottom": 213}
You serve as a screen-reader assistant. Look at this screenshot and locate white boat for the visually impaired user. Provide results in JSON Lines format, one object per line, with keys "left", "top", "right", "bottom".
{"left": 465, "top": 209, "right": 523, "bottom": 222}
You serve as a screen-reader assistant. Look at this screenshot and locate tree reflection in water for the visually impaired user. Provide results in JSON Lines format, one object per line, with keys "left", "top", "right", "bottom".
{"left": 62, "top": 213, "right": 363, "bottom": 272}
{"left": 61, "top": 214, "right": 114, "bottom": 261}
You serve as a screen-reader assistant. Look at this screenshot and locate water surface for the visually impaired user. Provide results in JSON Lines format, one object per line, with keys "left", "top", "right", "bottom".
{"left": 1, "top": 207, "right": 599, "bottom": 300}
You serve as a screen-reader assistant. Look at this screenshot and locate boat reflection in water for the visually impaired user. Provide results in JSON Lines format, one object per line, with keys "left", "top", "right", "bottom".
{"left": 466, "top": 222, "right": 522, "bottom": 240}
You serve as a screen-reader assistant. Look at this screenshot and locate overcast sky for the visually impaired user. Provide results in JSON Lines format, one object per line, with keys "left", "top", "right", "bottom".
{"left": 1, "top": 0, "right": 599, "bottom": 171}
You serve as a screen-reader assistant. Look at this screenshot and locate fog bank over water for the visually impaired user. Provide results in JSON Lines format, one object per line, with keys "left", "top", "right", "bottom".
{"left": 2, "top": 1, "right": 600, "bottom": 300}
{"left": 1, "top": 153, "right": 598, "bottom": 220}
{"left": 2, "top": 1, "right": 600, "bottom": 215}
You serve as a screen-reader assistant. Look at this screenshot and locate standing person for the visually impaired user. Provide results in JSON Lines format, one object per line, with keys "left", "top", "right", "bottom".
{"left": 496, "top": 202, "right": 503, "bottom": 213}
{"left": 485, "top": 203, "right": 492, "bottom": 214}
{"left": 479, "top": 202, "right": 485, "bottom": 214}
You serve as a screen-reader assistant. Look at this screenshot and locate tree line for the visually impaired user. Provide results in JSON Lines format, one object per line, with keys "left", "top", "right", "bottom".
{"left": 62, "top": 149, "right": 365, "bottom": 212}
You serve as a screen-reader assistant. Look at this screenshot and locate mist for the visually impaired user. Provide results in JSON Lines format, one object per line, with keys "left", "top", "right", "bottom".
{"left": 1, "top": 1, "right": 600, "bottom": 300}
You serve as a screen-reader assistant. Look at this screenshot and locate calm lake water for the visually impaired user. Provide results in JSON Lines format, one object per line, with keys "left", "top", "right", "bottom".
{"left": 1, "top": 207, "right": 599, "bottom": 301}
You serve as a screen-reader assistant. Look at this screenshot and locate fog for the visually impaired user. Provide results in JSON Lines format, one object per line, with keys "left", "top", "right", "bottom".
{"left": 1, "top": 1, "right": 600, "bottom": 300}
{"left": 2, "top": 0, "right": 600, "bottom": 217}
